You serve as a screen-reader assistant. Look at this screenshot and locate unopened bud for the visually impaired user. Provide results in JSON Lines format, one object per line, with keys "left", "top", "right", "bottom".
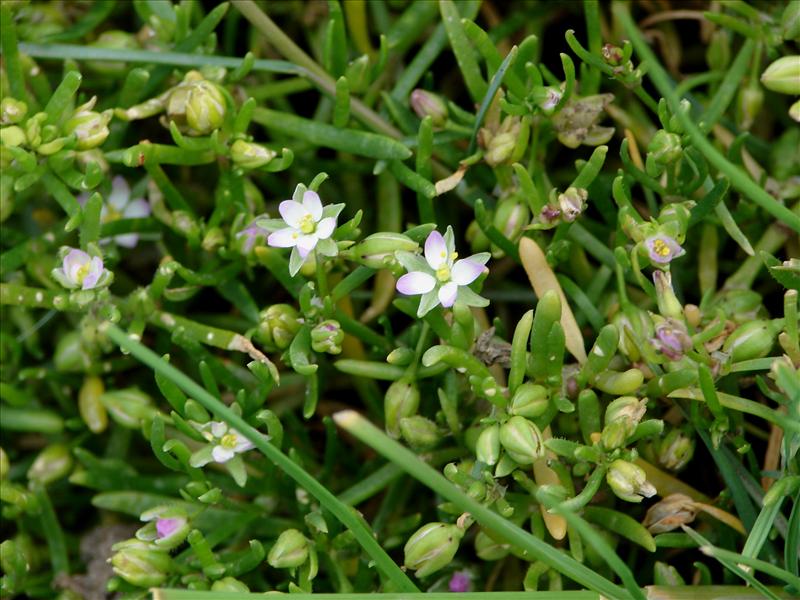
{"left": 310, "top": 319, "right": 344, "bottom": 355}
{"left": 267, "top": 529, "right": 309, "bottom": 569}
{"left": 185, "top": 80, "right": 226, "bottom": 135}
{"left": 403, "top": 522, "right": 463, "bottom": 577}
{"left": 384, "top": 380, "right": 420, "bottom": 438}
{"left": 87, "top": 30, "right": 140, "bottom": 75}
{"left": 653, "top": 270, "right": 683, "bottom": 319}
{"left": 657, "top": 428, "right": 695, "bottom": 472}
{"left": 601, "top": 420, "right": 631, "bottom": 451}
{"left": 652, "top": 318, "right": 692, "bottom": 361}
{"left": 484, "top": 117, "right": 520, "bottom": 167}
{"left": 63, "top": 97, "right": 112, "bottom": 150}
{"left": 350, "top": 232, "right": 418, "bottom": 269}
{"left": 648, "top": 130, "right": 682, "bottom": 166}
{"left": 606, "top": 459, "right": 656, "bottom": 503}
{"left": 722, "top": 319, "right": 780, "bottom": 362}
{"left": 1, "top": 98, "right": 27, "bottom": 125}
{"left": 475, "top": 424, "right": 500, "bottom": 466}
{"left": 642, "top": 494, "right": 697, "bottom": 533}
{"left": 606, "top": 396, "right": 647, "bottom": 428}
{"left": 410, "top": 89, "right": 448, "bottom": 127}
{"left": 737, "top": 86, "right": 764, "bottom": 130}
{"left": 557, "top": 187, "right": 587, "bottom": 222}
{"left": 399, "top": 416, "right": 439, "bottom": 450}
{"left": 211, "top": 577, "right": 250, "bottom": 593}
{"left": 230, "top": 139, "right": 277, "bottom": 169}
{"left": 110, "top": 539, "right": 172, "bottom": 587}
{"left": 706, "top": 30, "right": 731, "bottom": 71}
{"left": 499, "top": 416, "right": 544, "bottom": 465}
{"left": 256, "top": 304, "right": 300, "bottom": 350}
{"left": 509, "top": 383, "right": 549, "bottom": 418}
{"left": 27, "top": 444, "right": 72, "bottom": 485}
{"left": 493, "top": 197, "right": 530, "bottom": 242}
{"left": 761, "top": 56, "right": 800, "bottom": 95}
{"left": 602, "top": 44, "right": 625, "bottom": 66}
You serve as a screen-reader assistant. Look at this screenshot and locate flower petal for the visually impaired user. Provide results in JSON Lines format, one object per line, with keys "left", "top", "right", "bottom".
{"left": 302, "top": 190, "right": 323, "bottom": 221}
{"left": 279, "top": 200, "right": 309, "bottom": 228}
{"left": 210, "top": 422, "right": 227, "bottom": 438}
{"left": 451, "top": 258, "right": 484, "bottom": 285}
{"left": 234, "top": 436, "right": 255, "bottom": 452}
{"left": 438, "top": 281, "right": 458, "bottom": 307}
{"left": 315, "top": 216, "right": 336, "bottom": 239}
{"left": 268, "top": 227, "right": 300, "bottom": 248}
{"left": 295, "top": 234, "right": 318, "bottom": 258}
{"left": 123, "top": 198, "right": 151, "bottom": 219}
{"left": 424, "top": 230, "right": 448, "bottom": 269}
{"left": 396, "top": 271, "right": 436, "bottom": 296}
{"left": 212, "top": 445, "right": 235, "bottom": 463}
{"left": 114, "top": 233, "right": 139, "bottom": 248}
{"left": 109, "top": 176, "right": 130, "bottom": 210}
{"left": 64, "top": 249, "right": 90, "bottom": 284}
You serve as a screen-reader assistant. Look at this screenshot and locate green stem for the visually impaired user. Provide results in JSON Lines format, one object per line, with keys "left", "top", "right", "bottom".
{"left": 103, "top": 323, "right": 418, "bottom": 593}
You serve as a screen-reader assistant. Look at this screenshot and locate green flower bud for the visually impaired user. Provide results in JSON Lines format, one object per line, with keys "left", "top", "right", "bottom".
{"left": 483, "top": 116, "right": 520, "bottom": 167}
{"left": 27, "top": 444, "right": 72, "bottom": 485}
{"left": 557, "top": 187, "right": 587, "bottom": 222}
{"left": 1, "top": 98, "right": 27, "bottom": 125}
{"left": 256, "top": 304, "right": 300, "bottom": 350}
{"left": 761, "top": 56, "right": 800, "bottom": 95}
{"left": 657, "top": 428, "right": 695, "bottom": 472}
{"left": 211, "top": 577, "right": 250, "bottom": 593}
{"left": 790, "top": 99, "right": 800, "bottom": 122}
{"left": 499, "top": 416, "right": 544, "bottom": 465}
{"left": 350, "top": 232, "right": 418, "bottom": 269}
{"left": 722, "top": 319, "right": 781, "bottom": 362}
{"left": 399, "top": 416, "right": 439, "bottom": 450}
{"left": 509, "top": 383, "right": 549, "bottom": 419}
{"left": 384, "top": 380, "right": 420, "bottom": 438}
{"left": 403, "top": 522, "right": 464, "bottom": 578}
{"left": 268, "top": 529, "right": 309, "bottom": 569}
{"left": 0, "top": 125, "right": 26, "bottom": 147}
{"left": 310, "top": 319, "right": 344, "bottom": 355}
{"left": 101, "top": 388, "right": 157, "bottom": 429}
{"left": 54, "top": 331, "right": 93, "bottom": 373}
{"left": 711, "top": 289, "right": 763, "bottom": 323}
{"left": 110, "top": 539, "right": 172, "bottom": 587}
{"left": 78, "top": 375, "right": 108, "bottom": 434}
{"left": 138, "top": 506, "right": 191, "bottom": 550}
{"left": 657, "top": 201, "right": 694, "bottom": 244}
{"left": 706, "top": 29, "right": 730, "bottom": 71}
{"left": 63, "top": 97, "right": 112, "bottom": 150}
{"left": 601, "top": 420, "right": 631, "bottom": 451}
{"left": 87, "top": 30, "right": 140, "bottom": 75}
{"left": 23, "top": 112, "right": 44, "bottom": 147}
{"left": 0, "top": 447, "right": 10, "bottom": 479}
{"left": 648, "top": 130, "right": 682, "bottom": 166}
{"left": 737, "top": 85, "right": 764, "bottom": 130}
{"left": 475, "top": 424, "right": 500, "bottom": 466}
{"left": 653, "top": 270, "right": 683, "bottom": 319}
{"left": 410, "top": 89, "right": 448, "bottom": 128}
{"left": 606, "top": 459, "right": 656, "bottom": 503}
{"left": 474, "top": 529, "right": 510, "bottom": 561}
{"left": 605, "top": 396, "right": 647, "bottom": 428}
{"left": 185, "top": 80, "right": 226, "bottom": 135}
{"left": 230, "top": 139, "right": 277, "bottom": 169}
{"left": 493, "top": 197, "right": 530, "bottom": 244}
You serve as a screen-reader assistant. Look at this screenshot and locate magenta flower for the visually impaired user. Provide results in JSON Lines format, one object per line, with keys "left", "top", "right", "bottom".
{"left": 51, "top": 248, "right": 111, "bottom": 290}
{"left": 448, "top": 571, "right": 472, "bottom": 592}
{"left": 156, "top": 518, "right": 183, "bottom": 539}
{"left": 395, "top": 227, "right": 489, "bottom": 317}
{"left": 645, "top": 234, "right": 684, "bottom": 265}
{"left": 652, "top": 319, "right": 692, "bottom": 360}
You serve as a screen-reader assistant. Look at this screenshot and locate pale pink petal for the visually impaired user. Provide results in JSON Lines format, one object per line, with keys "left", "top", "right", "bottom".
{"left": 212, "top": 446, "right": 235, "bottom": 463}
{"left": 396, "top": 271, "right": 436, "bottom": 296}
{"left": 233, "top": 435, "right": 254, "bottom": 452}
{"left": 81, "top": 257, "right": 104, "bottom": 290}
{"left": 295, "top": 235, "right": 317, "bottom": 258}
{"left": 438, "top": 281, "right": 458, "bottom": 307}
{"left": 278, "top": 200, "right": 309, "bottom": 228}
{"left": 268, "top": 227, "right": 300, "bottom": 248}
{"left": 302, "top": 190, "right": 323, "bottom": 221}
{"left": 123, "top": 198, "right": 150, "bottom": 219}
{"left": 108, "top": 176, "right": 130, "bottom": 211}
{"left": 114, "top": 233, "right": 139, "bottom": 248}
{"left": 210, "top": 422, "right": 227, "bottom": 438}
{"left": 451, "top": 258, "right": 484, "bottom": 285}
{"left": 315, "top": 217, "right": 336, "bottom": 239}
{"left": 424, "top": 230, "right": 448, "bottom": 269}
{"left": 64, "top": 249, "right": 90, "bottom": 284}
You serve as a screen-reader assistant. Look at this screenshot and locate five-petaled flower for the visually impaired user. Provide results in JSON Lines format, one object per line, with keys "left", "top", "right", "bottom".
{"left": 191, "top": 421, "right": 255, "bottom": 465}
{"left": 259, "top": 186, "right": 344, "bottom": 276}
{"left": 644, "top": 234, "right": 684, "bottom": 265}
{"left": 52, "top": 248, "right": 111, "bottom": 290}
{"left": 78, "top": 176, "right": 151, "bottom": 248}
{"left": 395, "top": 227, "right": 489, "bottom": 317}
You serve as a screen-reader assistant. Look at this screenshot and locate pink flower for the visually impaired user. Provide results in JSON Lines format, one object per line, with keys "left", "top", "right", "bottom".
{"left": 645, "top": 234, "right": 684, "bottom": 265}
{"left": 156, "top": 517, "right": 183, "bottom": 539}
{"left": 448, "top": 571, "right": 471, "bottom": 592}
{"left": 52, "top": 248, "right": 110, "bottom": 290}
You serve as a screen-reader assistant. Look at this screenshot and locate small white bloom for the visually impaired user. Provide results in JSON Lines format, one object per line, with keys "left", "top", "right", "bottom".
{"left": 78, "top": 176, "right": 151, "bottom": 248}
{"left": 259, "top": 186, "right": 344, "bottom": 275}
{"left": 395, "top": 227, "right": 490, "bottom": 317}
{"left": 191, "top": 421, "right": 254, "bottom": 465}
{"left": 52, "top": 248, "right": 109, "bottom": 290}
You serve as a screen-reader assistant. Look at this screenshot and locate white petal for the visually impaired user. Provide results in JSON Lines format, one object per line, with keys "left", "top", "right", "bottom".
{"left": 302, "top": 190, "right": 323, "bottom": 221}
{"left": 438, "top": 281, "right": 459, "bottom": 307}
{"left": 279, "top": 200, "right": 309, "bottom": 228}
{"left": 212, "top": 446, "right": 235, "bottom": 463}
{"left": 82, "top": 258, "right": 103, "bottom": 290}
{"left": 268, "top": 227, "right": 300, "bottom": 248}
{"left": 64, "top": 249, "right": 90, "bottom": 284}
{"left": 123, "top": 198, "right": 150, "bottom": 219}
{"left": 108, "top": 176, "right": 130, "bottom": 210}
{"left": 396, "top": 271, "right": 436, "bottom": 295}
{"left": 234, "top": 436, "right": 254, "bottom": 452}
{"left": 315, "top": 217, "right": 336, "bottom": 239}
{"left": 451, "top": 258, "right": 484, "bottom": 285}
{"left": 425, "top": 230, "right": 448, "bottom": 269}
{"left": 210, "top": 422, "right": 227, "bottom": 438}
{"left": 114, "top": 233, "right": 139, "bottom": 248}
{"left": 295, "top": 234, "right": 318, "bottom": 258}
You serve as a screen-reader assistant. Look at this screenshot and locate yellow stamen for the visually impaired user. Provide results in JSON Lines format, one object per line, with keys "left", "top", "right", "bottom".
{"left": 652, "top": 238, "right": 671, "bottom": 257}
{"left": 436, "top": 265, "right": 451, "bottom": 282}
{"left": 299, "top": 214, "right": 316, "bottom": 234}
{"left": 220, "top": 433, "right": 238, "bottom": 449}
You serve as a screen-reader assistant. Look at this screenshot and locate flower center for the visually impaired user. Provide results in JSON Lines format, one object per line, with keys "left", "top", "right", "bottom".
{"left": 220, "top": 433, "right": 239, "bottom": 449}
{"left": 299, "top": 214, "right": 316, "bottom": 235}
{"left": 652, "top": 238, "right": 672, "bottom": 257}
{"left": 103, "top": 205, "right": 123, "bottom": 223}
{"left": 75, "top": 262, "right": 91, "bottom": 284}
{"left": 435, "top": 265, "right": 451, "bottom": 282}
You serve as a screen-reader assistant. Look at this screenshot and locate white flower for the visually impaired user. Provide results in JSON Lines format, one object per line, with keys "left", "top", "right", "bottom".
{"left": 259, "top": 186, "right": 344, "bottom": 276}
{"left": 190, "top": 421, "right": 255, "bottom": 465}
{"left": 52, "top": 248, "right": 111, "bottom": 290}
{"left": 395, "top": 227, "right": 490, "bottom": 317}
{"left": 78, "top": 176, "right": 151, "bottom": 248}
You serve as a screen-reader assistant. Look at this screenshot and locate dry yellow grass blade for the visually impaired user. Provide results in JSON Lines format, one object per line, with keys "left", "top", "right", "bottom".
{"left": 534, "top": 426, "right": 567, "bottom": 540}
{"left": 519, "top": 237, "right": 587, "bottom": 363}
